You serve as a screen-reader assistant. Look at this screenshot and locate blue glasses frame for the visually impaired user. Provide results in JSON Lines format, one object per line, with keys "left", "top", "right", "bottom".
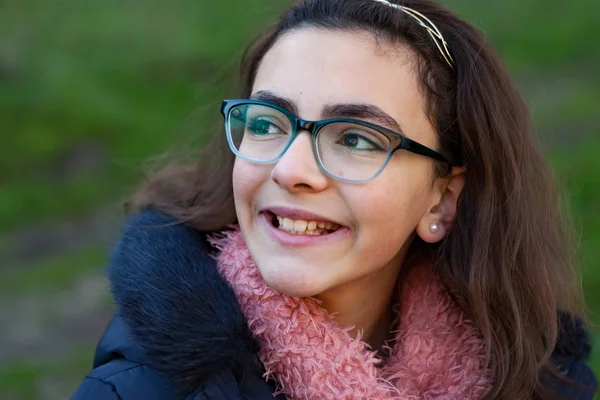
{"left": 221, "top": 99, "right": 454, "bottom": 183}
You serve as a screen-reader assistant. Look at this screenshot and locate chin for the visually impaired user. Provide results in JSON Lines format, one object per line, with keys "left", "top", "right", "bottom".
{"left": 256, "top": 263, "right": 327, "bottom": 298}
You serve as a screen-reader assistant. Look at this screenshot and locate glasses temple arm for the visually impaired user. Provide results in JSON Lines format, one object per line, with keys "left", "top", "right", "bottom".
{"left": 399, "top": 137, "right": 452, "bottom": 164}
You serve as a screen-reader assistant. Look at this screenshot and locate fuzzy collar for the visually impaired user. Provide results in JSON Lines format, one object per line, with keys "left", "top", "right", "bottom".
{"left": 209, "top": 228, "right": 490, "bottom": 399}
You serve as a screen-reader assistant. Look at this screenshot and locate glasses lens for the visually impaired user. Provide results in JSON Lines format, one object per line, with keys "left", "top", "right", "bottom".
{"left": 316, "top": 122, "right": 392, "bottom": 182}
{"left": 227, "top": 104, "right": 293, "bottom": 162}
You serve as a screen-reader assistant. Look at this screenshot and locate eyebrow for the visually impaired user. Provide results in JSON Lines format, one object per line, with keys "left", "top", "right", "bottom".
{"left": 250, "top": 90, "right": 404, "bottom": 133}
{"left": 250, "top": 91, "right": 299, "bottom": 115}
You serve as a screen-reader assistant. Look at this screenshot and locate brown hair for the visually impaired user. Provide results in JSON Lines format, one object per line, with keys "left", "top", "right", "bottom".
{"left": 128, "top": 0, "right": 587, "bottom": 398}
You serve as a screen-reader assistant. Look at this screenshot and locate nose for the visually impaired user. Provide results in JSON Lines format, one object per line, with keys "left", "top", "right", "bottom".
{"left": 270, "top": 132, "right": 329, "bottom": 193}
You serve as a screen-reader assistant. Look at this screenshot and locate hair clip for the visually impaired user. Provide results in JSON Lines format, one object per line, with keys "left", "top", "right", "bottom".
{"left": 372, "top": 0, "right": 455, "bottom": 70}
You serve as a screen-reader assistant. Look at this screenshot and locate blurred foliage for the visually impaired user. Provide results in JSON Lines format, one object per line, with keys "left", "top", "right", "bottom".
{"left": 0, "top": 0, "right": 598, "bottom": 399}
{"left": 0, "top": 344, "right": 95, "bottom": 400}
{"left": 0, "top": 0, "right": 289, "bottom": 230}
{"left": 0, "top": 247, "right": 107, "bottom": 299}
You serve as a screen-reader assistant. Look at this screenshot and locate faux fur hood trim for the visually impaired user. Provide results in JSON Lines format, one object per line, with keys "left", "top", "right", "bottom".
{"left": 109, "top": 211, "right": 262, "bottom": 394}
{"left": 210, "top": 228, "right": 489, "bottom": 399}
{"left": 108, "top": 210, "right": 593, "bottom": 397}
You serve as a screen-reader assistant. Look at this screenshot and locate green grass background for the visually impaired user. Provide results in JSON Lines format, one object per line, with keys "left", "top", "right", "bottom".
{"left": 0, "top": 0, "right": 598, "bottom": 398}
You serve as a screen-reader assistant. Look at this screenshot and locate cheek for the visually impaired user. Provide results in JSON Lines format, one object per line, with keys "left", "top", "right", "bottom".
{"left": 349, "top": 171, "right": 432, "bottom": 252}
{"left": 232, "top": 160, "right": 249, "bottom": 198}
{"left": 232, "top": 160, "right": 266, "bottom": 221}
{"left": 354, "top": 191, "right": 410, "bottom": 252}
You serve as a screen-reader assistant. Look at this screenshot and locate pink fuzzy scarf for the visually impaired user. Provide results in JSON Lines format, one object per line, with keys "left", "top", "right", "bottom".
{"left": 210, "top": 229, "right": 490, "bottom": 399}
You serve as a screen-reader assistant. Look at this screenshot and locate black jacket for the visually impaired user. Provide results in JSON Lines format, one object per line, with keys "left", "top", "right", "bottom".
{"left": 71, "top": 210, "right": 597, "bottom": 399}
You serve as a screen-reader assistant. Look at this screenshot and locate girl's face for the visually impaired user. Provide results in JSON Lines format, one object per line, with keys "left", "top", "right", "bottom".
{"left": 233, "top": 28, "right": 445, "bottom": 297}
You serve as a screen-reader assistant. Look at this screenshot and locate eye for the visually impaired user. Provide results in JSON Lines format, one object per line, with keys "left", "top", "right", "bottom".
{"left": 337, "top": 131, "right": 384, "bottom": 151}
{"left": 247, "top": 117, "right": 286, "bottom": 136}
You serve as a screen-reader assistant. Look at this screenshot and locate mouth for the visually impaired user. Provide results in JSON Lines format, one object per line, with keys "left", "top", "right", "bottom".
{"left": 263, "top": 210, "right": 342, "bottom": 236}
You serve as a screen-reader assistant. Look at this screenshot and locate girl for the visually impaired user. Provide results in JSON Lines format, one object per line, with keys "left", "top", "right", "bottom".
{"left": 71, "top": 0, "right": 597, "bottom": 399}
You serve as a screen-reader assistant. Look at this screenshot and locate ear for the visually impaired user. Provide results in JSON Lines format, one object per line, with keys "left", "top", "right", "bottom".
{"left": 416, "top": 167, "right": 466, "bottom": 243}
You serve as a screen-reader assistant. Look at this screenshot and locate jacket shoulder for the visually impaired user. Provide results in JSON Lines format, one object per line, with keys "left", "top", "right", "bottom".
{"left": 548, "top": 353, "right": 597, "bottom": 400}
{"left": 71, "top": 357, "right": 280, "bottom": 400}
{"left": 548, "top": 314, "right": 598, "bottom": 399}
{"left": 71, "top": 359, "right": 184, "bottom": 400}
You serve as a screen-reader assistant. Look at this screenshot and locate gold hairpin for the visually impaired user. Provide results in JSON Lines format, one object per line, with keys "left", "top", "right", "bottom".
{"left": 371, "top": 0, "right": 455, "bottom": 69}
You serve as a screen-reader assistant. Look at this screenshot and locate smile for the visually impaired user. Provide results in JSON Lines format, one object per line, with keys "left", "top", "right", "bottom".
{"left": 262, "top": 209, "right": 344, "bottom": 237}
{"left": 259, "top": 208, "right": 351, "bottom": 247}
{"left": 272, "top": 214, "right": 341, "bottom": 236}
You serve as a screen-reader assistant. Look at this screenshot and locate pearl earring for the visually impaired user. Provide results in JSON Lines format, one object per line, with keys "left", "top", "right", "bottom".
{"left": 429, "top": 223, "right": 440, "bottom": 233}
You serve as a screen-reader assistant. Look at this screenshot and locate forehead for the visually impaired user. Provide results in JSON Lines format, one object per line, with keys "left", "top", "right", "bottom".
{"left": 252, "top": 28, "right": 433, "bottom": 141}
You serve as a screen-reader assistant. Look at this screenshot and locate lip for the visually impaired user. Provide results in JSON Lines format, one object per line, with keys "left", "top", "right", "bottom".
{"left": 261, "top": 206, "right": 345, "bottom": 226}
{"left": 259, "top": 212, "right": 351, "bottom": 247}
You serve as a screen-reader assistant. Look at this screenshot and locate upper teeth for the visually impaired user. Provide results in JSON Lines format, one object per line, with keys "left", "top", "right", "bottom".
{"left": 276, "top": 215, "right": 340, "bottom": 235}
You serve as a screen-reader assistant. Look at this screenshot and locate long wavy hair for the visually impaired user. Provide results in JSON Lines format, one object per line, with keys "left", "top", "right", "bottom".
{"left": 128, "top": 0, "right": 587, "bottom": 398}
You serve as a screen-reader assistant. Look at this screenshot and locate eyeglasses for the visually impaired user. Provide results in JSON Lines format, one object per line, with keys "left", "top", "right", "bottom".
{"left": 220, "top": 99, "right": 452, "bottom": 183}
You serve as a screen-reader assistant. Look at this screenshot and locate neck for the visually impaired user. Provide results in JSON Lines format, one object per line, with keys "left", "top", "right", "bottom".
{"left": 314, "top": 252, "right": 405, "bottom": 352}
